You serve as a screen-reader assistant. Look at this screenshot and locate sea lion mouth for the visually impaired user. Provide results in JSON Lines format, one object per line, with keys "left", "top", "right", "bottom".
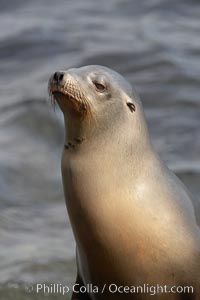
{"left": 51, "top": 88, "right": 80, "bottom": 105}
{"left": 48, "top": 75, "right": 89, "bottom": 116}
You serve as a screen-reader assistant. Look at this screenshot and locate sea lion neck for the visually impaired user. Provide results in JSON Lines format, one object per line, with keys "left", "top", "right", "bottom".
{"left": 63, "top": 109, "right": 154, "bottom": 164}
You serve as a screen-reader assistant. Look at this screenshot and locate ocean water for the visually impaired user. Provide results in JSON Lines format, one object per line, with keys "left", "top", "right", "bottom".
{"left": 0, "top": 0, "right": 200, "bottom": 299}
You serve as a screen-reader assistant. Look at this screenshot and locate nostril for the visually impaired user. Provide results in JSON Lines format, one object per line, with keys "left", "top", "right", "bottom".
{"left": 53, "top": 72, "right": 64, "bottom": 83}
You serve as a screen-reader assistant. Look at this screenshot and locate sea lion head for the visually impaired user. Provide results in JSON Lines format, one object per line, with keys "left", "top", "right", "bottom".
{"left": 48, "top": 65, "right": 147, "bottom": 145}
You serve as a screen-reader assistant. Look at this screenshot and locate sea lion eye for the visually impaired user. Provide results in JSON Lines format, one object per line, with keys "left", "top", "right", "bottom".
{"left": 93, "top": 81, "right": 106, "bottom": 92}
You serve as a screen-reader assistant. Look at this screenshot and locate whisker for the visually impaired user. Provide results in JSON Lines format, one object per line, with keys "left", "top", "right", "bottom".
{"left": 48, "top": 74, "right": 96, "bottom": 120}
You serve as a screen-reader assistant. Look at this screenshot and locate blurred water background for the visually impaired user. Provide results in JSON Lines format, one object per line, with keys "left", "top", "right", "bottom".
{"left": 0, "top": 0, "right": 200, "bottom": 299}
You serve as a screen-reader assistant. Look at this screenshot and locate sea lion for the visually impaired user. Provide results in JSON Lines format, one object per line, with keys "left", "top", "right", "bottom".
{"left": 48, "top": 65, "right": 200, "bottom": 300}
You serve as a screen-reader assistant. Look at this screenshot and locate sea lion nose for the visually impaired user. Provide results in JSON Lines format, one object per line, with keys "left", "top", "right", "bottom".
{"left": 53, "top": 71, "right": 64, "bottom": 84}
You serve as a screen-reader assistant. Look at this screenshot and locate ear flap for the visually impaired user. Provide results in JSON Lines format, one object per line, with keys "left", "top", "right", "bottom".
{"left": 127, "top": 102, "right": 136, "bottom": 113}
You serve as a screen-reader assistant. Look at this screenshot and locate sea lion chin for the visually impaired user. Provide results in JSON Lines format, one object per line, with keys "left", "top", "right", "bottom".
{"left": 48, "top": 65, "right": 200, "bottom": 300}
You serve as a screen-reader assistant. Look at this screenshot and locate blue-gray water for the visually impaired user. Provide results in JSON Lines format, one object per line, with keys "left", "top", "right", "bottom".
{"left": 0, "top": 0, "right": 200, "bottom": 299}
